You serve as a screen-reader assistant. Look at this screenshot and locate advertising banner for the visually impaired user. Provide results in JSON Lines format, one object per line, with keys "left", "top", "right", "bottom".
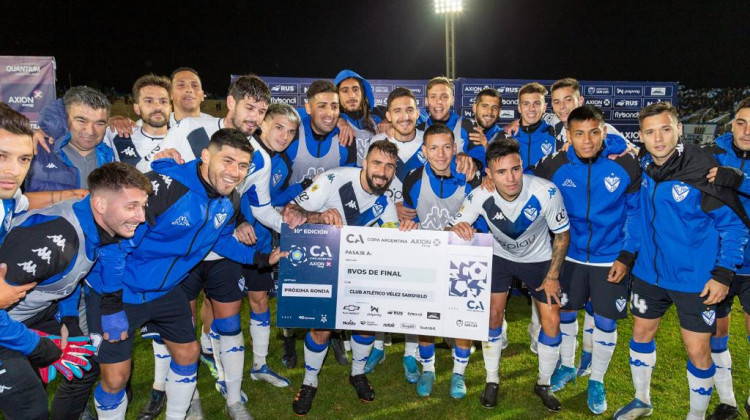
{"left": 0, "top": 56, "right": 56, "bottom": 128}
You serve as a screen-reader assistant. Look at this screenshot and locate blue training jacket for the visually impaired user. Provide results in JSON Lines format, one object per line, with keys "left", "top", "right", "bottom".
{"left": 533, "top": 145, "right": 641, "bottom": 263}
{"left": 705, "top": 133, "right": 750, "bottom": 274}
{"left": 623, "top": 145, "right": 748, "bottom": 293}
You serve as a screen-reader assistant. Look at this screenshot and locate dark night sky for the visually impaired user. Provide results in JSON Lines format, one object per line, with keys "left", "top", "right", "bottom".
{"left": 2, "top": 0, "right": 747, "bottom": 94}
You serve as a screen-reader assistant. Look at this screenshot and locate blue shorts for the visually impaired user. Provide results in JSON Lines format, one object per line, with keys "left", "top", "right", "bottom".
{"left": 181, "top": 258, "right": 246, "bottom": 303}
{"left": 86, "top": 287, "right": 196, "bottom": 364}
{"left": 560, "top": 260, "right": 630, "bottom": 319}
{"left": 716, "top": 274, "right": 750, "bottom": 318}
{"left": 491, "top": 255, "right": 550, "bottom": 302}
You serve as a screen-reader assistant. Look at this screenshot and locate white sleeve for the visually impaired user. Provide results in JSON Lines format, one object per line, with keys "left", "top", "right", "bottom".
{"left": 136, "top": 120, "right": 193, "bottom": 172}
{"left": 377, "top": 200, "right": 400, "bottom": 227}
{"left": 449, "top": 192, "right": 482, "bottom": 226}
{"left": 294, "top": 173, "right": 333, "bottom": 212}
{"left": 251, "top": 205, "right": 282, "bottom": 233}
{"left": 544, "top": 186, "right": 570, "bottom": 233}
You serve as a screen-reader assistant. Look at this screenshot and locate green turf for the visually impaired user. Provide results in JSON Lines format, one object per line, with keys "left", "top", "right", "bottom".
{"left": 8, "top": 294, "right": 749, "bottom": 419}
{"left": 118, "top": 295, "right": 750, "bottom": 419}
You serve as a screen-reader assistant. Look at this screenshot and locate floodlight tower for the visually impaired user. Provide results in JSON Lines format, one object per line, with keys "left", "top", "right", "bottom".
{"left": 434, "top": 0, "right": 463, "bottom": 80}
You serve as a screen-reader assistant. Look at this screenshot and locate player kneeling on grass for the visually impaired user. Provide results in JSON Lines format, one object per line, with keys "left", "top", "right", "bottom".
{"left": 284, "top": 140, "right": 418, "bottom": 416}
{"left": 450, "top": 138, "right": 570, "bottom": 412}
{"left": 612, "top": 103, "right": 750, "bottom": 420}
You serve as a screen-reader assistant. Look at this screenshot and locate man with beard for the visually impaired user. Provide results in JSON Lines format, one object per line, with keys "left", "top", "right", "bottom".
{"left": 464, "top": 88, "right": 509, "bottom": 168}
{"left": 105, "top": 75, "right": 171, "bottom": 167}
{"left": 285, "top": 140, "right": 418, "bottom": 416}
{"left": 334, "top": 70, "right": 380, "bottom": 166}
{"left": 0, "top": 162, "right": 152, "bottom": 420}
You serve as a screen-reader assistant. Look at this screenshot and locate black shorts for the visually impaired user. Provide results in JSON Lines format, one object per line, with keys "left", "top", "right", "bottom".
{"left": 181, "top": 258, "right": 246, "bottom": 303}
{"left": 87, "top": 287, "right": 196, "bottom": 364}
{"left": 491, "top": 255, "right": 550, "bottom": 302}
{"left": 716, "top": 274, "right": 750, "bottom": 318}
{"left": 630, "top": 277, "right": 717, "bottom": 333}
{"left": 560, "top": 260, "right": 630, "bottom": 320}
{"left": 242, "top": 264, "right": 274, "bottom": 292}
{"left": 0, "top": 347, "right": 48, "bottom": 420}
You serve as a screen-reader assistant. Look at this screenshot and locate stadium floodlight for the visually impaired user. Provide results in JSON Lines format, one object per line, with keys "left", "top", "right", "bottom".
{"left": 434, "top": 0, "right": 463, "bottom": 79}
{"left": 434, "top": 0, "right": 463, "bottom": 14}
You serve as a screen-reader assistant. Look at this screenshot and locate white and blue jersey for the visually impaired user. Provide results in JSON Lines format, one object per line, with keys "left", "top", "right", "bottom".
{"left": 450, "top": 174, "right": 569, "bottom": 262}
{"left": 293, "top": 167, "right": 399, "bottom": 227}
{"left": 105, "top": 127, "right": 166, "bottom": 170}
{"left": 0, "top": 190, "right": 29, "bottom": 244}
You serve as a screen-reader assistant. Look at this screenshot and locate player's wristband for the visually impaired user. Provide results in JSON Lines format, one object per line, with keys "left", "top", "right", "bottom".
{"left": 101, "top": 290, "right": 124, "bottom": 316}
{"left": 616, "top": 250, "right": 636, "bottom": 267}
{"left": 710, "top": 266, "right": 734, "bottom": 286}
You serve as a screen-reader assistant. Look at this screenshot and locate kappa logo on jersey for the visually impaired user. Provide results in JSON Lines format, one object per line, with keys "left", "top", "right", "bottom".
{"left": 248, "top": 162, "right": 256, "bottom": 174}
{"left": 327, "top": 173, "right": 336, "bottom": 182}
{"left": 548, "top": 187, "right": 557, "bottom": 198}
{"left": 630, "top": 293, "right": 648, "bottom": 314}
{"left": 372, "top": 203, "right": 384, "bottom": 217}
{"left": 17, "top": 260, "right": 37, "bottom": 275}
{"left": 523, "top": 205, "right": 538, "bottom": 222}
{"left": 702, "top": 309, "right": 716, "bottom": 326}
{"left": 160, "top": 174, "right": 172, "bottom": 188}
{"left": 541, "top": 142, "right": 553, "bottom": 156}
{"left": 32, "top": 246, "right": 52, "bottom": 264}
{"left": 604, "top": 174, "right": 621, "bottom": 192}
{"left": 562, "top": 178, "right": 577, "bottom": 188}
{"left": 172, "top": 216, "right": 190, "bottom": 227}
{"left": 46, "top": 163, "right": 57, "bottom": 169}
{"left": 121, "top": 146, "right": 136, "bottom": 157}
{"left": 672, "top": 184, "right": 690, "bottom": 202}
{"left": 214, "top": 213, "right": 228, "bottom": 229}
{"left": 345, "top": 199, "right": 358, "bottom": 210}
{"left": 0, "top": 385, "right": 12, "bottom": 393}
{"left": 492, "top": 212, "right": 504, "bottom": 221}
{"left": 616, "top": 297, "right": 627, "bottom": 312}
{"left": 422, "top": 206, "right": 452, "bottom": 230}
{"left": 151, "top": 180, "right": 160, "bottom": 196}
{"left": 272, "top": 172, "right": 283, "bottom": 187}
{"left": 46, "top": 235, "right": 66, "bottom": 251}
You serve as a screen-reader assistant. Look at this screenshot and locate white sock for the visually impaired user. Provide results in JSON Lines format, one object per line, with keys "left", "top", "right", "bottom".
{"left": 94, "top": 384, "right": 127, "bottom": 420}
{"left": 582, "top": 302, "right": 594, "bottom": 354}
{"left": 629, "top": 338, "right": 656, "bottom": 404}
{"left": 711, "top": 335, "right": 736, "bottom": 407}
{"left": 537, "top": 330, "right": 562, "bottom": 386}
{"left": 559, "top": 311, "right": 578, "bottom": 368}
{"left": 418, "top": 343, "right": 436, "bottom": 372}
{"left": 250, "top": 310, "right": 271, "bottom": 369}
{"left": 200, "top": 330, "right": 212, "bottom": 354}
{"left": 209, "top": 325, "right": 226, "bottom": 382}
{"left": 165, "top": 361, "right": 198, "bottom": 420}
{"left": 404, "top": 334, "right": 418, "bottom": 357}
{"left": 152, "top": 339, "right": 171, "bottom": 391}
{"left": 687, "top": 360, "right": 715, "bottom": 420}
{"left": 483, "top": 326, "right": 503, "bottom": 383}
{"left": 220, "top": 332, "right": 245, "bottom": 405}
{"left": 350, "top": 334, "right": 374, "bottom": 376}
{"left": 453, "top": 346, "right": 470, "bottom": 375}
{"left": 303, "top": 333, "right": 328, "bottom": 387}
{"left": 591, "top": 327, "right": 617, "bottom": 382}
{"left": 373, "top": 331, "right": 385, "bottom": 351}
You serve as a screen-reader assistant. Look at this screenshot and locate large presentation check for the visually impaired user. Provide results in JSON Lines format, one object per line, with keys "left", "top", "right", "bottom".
{"left": 277, "top": 224, "right": 494, "bottom": 341}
